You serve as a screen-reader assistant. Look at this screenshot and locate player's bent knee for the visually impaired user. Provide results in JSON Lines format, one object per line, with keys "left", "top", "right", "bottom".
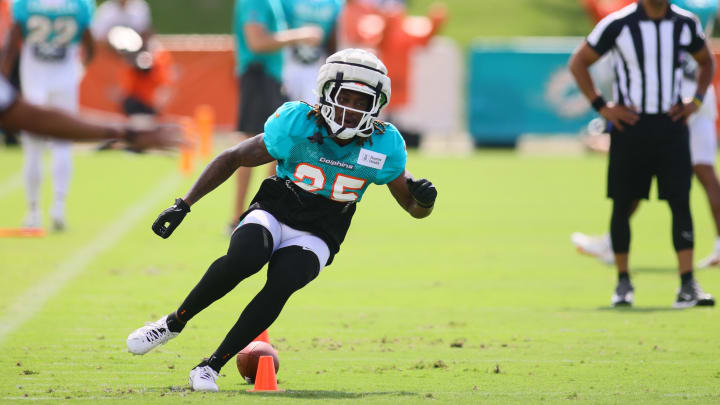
{"left": 239, "top": 210, "right": 282, "bottom": 248}
{"left": 226, "top": 223, "right": 274, "bottom": 269}
{"left": 266, "top": 246, "right": 320, "bottom": 294}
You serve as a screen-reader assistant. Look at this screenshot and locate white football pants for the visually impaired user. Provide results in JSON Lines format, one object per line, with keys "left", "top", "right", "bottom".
{"left": 21, "top": 84, "right": 78, "bottom": 222}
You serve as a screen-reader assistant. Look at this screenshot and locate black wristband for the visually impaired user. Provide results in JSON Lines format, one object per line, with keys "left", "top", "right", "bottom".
{"left": 175, "top": 198, "right": 191, "bottom": 213}
{"left": 591, "top": 95, "right": 607, "bottom": 112}
{"left": 694, "top": 92, "right": 705, "bottom": 103}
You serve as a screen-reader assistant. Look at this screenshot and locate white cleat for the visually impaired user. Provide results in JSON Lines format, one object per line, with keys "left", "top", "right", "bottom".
{"left": 571, "top": 232, "right": 615, "bottom": 265}
{"left": 697, "top": 251, "right": 720, "bottom": 269}
{"left": 189, "top": 365, "right": 219, "bottom": 392}
{"left": 126, "top": 315, "right": 179, "bottom": 355}
{"left": 23, "top": 211, "right": 41, "bottom": 229}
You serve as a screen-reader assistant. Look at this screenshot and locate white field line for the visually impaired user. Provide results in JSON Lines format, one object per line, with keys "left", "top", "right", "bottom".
{"left": 0, "top": 172, "right": 181, "bottom": 345}
{"left": 0, "top": 171, "right": 22, "bottom": 200}
{"left": 1, "top": 392, "right": 719, "bottom": 401}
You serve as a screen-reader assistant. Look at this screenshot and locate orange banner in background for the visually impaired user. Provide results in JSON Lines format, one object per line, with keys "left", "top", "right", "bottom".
{"left": 80, "top": 35, "right": 237, "bottom": 129}
{"left": 81, "top": 33, "right": 720, "bottom": 134}
{"left": 582, "top": 0, "right": 634, "bottom": 22}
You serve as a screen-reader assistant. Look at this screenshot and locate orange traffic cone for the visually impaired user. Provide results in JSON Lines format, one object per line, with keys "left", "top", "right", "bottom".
{"left": 179, "top": 117, "right": 196, "bottom": 177}
{"left": 253, "top": 330, "right": 270, "bottom": 344}
{"left": 194, "top": 104, "right": 215, "bottom": 159}
{"left": 248, "top": 355, "right": 283, "bottom": 392}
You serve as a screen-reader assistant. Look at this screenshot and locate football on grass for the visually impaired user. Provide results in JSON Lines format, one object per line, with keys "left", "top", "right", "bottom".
{"left": 236, "top": 341, "right": 279, "bottom": 383}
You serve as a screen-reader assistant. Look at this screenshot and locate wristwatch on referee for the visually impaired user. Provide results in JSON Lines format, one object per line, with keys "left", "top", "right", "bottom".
{"left": 692, "top": 93, "right": 704, "bottom": 109}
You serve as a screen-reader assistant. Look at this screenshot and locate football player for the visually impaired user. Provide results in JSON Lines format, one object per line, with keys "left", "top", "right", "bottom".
{"left": 2, "top": 0, "right": 95, "bottom": 231}
{"left": 126, "top": 49, "right": 438, "bottom": 392}
{"left": 573, "top": 0, "right": 720, "bottom": 272}
{"left": 281, "top": 0, "right": 344, "bottom": 104}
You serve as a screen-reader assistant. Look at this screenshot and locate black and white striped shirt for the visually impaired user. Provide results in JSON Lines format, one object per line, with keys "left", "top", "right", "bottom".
{"left": 587, "top": 2, "right": 706, "bottom": 114}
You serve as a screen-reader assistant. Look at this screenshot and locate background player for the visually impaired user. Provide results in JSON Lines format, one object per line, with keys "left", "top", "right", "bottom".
{"left": 246, "top": 0, "right": 344, "bottom": 215}
{"left": 230, "top": 0, "right": 323, "bottom": 232}
{"left": 125, "top": 49, "right": 438, "bottom": 392}
{"left": 1, "top": 0, "right": 95, "bottom": 231}
{"left": 281, "top": 0, "right": 344, "bottom": 104}
{"left": 572, "top": 0, "right": 720, "bottom": 270}
{"left": 91, "top": 0, "right": 151, "bottom": 42}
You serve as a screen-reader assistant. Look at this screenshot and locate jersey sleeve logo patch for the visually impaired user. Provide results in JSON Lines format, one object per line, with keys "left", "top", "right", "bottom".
{"left": 357, "top": 148, "right": 386, "bottom": 170}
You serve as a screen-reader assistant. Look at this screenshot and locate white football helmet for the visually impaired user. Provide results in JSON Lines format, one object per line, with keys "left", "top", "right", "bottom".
{"left": 316, "top": 48, "right": 391, "bottom": 139}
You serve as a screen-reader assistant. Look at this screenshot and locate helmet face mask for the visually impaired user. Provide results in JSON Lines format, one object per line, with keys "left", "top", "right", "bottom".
{"left": 316, "top": 49, "right": 391, "bottom": 140}
{"left": 321, "top": 82, "right": 378, "bottom": 139}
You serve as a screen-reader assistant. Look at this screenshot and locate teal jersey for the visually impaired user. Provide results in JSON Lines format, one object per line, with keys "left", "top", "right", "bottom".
{"left": 263, "top": 102, "right": 407, "bottom": 202}
{"left": 13, "top": 0, "right": 94, "bottom": 43}
{"left": 673, "top": 0, "right": 718, "bottom": 31}
{"left": 673, "top": 0, "right": 718, "bottom": 83}
{"left": 281, "top": 0, "right": 343, "bottom": 64}
{"left": 282, "top": 0, "right": 343, "bottom": 42}
{"left": 233, "top": 0, "right": 287, "bottom": 81}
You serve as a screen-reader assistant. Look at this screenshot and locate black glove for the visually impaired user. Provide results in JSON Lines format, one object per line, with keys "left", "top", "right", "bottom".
{"left": 152, "top": 198, "right": 190, "bottom": 239}
{"left": 406, "top": 178, "right": 437, "bottom": 208}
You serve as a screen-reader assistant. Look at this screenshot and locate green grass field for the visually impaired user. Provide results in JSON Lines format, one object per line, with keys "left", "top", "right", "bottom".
{"left": 1, "top": 145, "right": 720, "bottom": 404}
{"left": 144, "top": 0, "right": 592, "bottom": 47}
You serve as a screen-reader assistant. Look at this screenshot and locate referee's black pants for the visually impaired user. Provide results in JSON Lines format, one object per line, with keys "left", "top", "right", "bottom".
{"left": 607, "top": 114, "right": 694, "bottom": 254}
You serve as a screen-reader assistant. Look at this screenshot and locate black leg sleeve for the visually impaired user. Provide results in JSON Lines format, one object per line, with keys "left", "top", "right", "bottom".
{"left": 206, "top": 246, "right": 320, "bottom": 372}
{"left": 610, "top": 199, "right": 634, "bottom": 254}
{"left": 175, "top": 223, "right": 274, "bottom": 322}
{"left": 668, "top": 197, "right": 694, "bottom": 251}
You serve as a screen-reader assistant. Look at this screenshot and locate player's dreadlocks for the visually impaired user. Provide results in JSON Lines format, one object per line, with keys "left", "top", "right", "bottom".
{"left": 303, "top": 102, "right": 386, "bottom": 146}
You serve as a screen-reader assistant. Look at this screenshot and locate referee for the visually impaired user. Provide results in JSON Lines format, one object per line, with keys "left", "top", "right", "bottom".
{"left": 569, "top": 0, "right": 715, "bottom": 308}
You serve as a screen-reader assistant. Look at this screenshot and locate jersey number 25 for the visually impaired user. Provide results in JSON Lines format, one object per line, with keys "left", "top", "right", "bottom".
{"left": 294, "top": 163, "right": 366, "bottom": 202}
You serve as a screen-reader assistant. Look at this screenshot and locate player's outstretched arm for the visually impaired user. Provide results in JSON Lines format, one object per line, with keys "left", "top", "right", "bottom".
{"left": 153, "top": 134, "right": 273, "bottom": 239}
{"left": 0, "top": 97, "right": 182, "bottom": 149}
{"left": 387, "top": 170, "right": 437, "bottom": 219}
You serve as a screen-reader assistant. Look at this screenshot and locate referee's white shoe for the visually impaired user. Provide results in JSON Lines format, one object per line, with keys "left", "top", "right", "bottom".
{"left": 571, "top": 232, "right": 614, "bottom": 265}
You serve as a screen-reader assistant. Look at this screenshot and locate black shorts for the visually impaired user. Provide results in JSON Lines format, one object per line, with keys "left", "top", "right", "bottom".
{"left": 236, "top": 63, "right": 287, "bottom": 134}
{"left": 237, "top": 176, "right": 357, "bottom": 265}
{"left": 607, "top": 114, "right": 692, "bottom": 201}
